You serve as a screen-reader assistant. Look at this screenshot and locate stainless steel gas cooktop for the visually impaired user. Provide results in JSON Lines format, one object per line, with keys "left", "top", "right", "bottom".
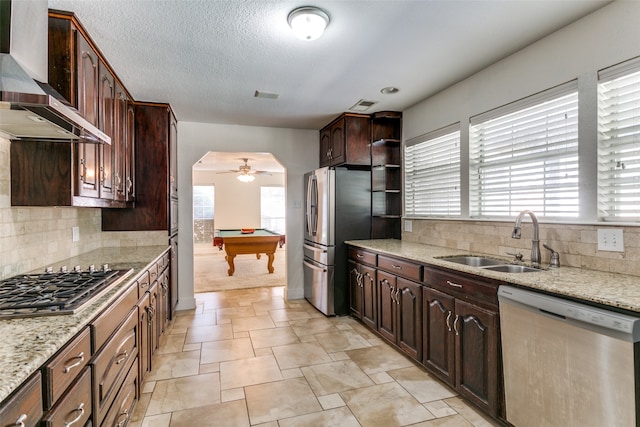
{"left": 0, "top": 265, "right": 133, "bottom": 319}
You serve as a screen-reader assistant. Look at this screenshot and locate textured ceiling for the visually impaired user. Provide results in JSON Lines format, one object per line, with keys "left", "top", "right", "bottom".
{"left": 48, "top": 0, "right": 611, "bottom": 131}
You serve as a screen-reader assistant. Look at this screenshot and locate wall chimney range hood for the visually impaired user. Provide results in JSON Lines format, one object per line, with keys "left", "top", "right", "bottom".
{"left": 0, "top": 0, "right": 110, "bottom": 144}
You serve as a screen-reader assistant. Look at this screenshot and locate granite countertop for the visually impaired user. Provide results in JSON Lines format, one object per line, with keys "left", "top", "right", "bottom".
{"left": 0, "top": 245, "right": 169, "bottom": 403}
{"left": 346, "top": 239, "right": 640, "bottom": 313}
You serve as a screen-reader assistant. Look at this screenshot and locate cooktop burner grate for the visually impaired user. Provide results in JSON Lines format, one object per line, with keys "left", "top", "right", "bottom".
{"left": 0, "top": 268, "right": 133, "bottom": 319}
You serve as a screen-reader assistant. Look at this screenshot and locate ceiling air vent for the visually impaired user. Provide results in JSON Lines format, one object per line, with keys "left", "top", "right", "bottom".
{"left": 349, "top": 99, "right": 378, "bottom": 112}
{"left": 254, "top": 90, "right": 279, "bottom": 100}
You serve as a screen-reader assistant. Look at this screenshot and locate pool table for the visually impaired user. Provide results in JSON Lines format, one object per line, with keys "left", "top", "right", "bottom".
{"left": 213, "top": 229, "right": 286, "bottom": 276}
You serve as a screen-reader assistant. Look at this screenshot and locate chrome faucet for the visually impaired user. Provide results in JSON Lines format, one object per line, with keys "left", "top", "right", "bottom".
{"left": 512, "top": 210, "right": 541, "bottom": 268}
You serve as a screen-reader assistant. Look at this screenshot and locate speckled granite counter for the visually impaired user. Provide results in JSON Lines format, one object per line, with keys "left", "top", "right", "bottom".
{"left": 0, "top": 245, "right": 168, "bottom": 403}
{"left": 346, "top": 239, "right": 640, "bottom": 313}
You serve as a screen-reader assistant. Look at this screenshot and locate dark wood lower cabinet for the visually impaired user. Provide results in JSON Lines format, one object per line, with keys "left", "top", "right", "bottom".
{"left": 422, "top": 287, "right": 455, "bottom": 384}
{"left": 377, "top": 270, "right": 397, "bottom": 343}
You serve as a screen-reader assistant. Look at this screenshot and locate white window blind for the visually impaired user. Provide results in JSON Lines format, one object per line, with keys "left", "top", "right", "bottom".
{"left": 404, "top": 125, "right": 460, "bottom": 217}
{"left": 469, "top": 82, "right": 579, "bottom": 219}
{"left": 598, "top": 58, "right": 640, "bottom": 221}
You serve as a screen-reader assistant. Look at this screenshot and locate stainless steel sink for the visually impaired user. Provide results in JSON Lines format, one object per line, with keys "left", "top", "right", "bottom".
{"left": 439, "top": 256, "right": 505, "bottom": 267}
{"left": 482, "top": 265, "right": 540, "bottom": 273}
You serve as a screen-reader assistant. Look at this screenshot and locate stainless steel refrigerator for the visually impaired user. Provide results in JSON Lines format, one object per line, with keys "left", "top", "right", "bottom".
{"left": 303, "top": 167, "right": 371, "bottom": 315}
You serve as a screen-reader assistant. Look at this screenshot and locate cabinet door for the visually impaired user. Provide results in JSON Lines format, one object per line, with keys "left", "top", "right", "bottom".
{"left": 138, "top": 293, "right": 151, "bottom": 382}
{"left": 76, "top": 35, "right": 100, "bottom": 198}
{"left": 113, "top": 83, "right": 128, "bottom": 202}
{"left": 454, "top": 299, "right": 499, "bottom": 416}
{"left": 396, "top": 277, "right": 422, "bottom": 361}
{"left": 99, "top": 61, "right": 115, "bottom": 199}
{"left": 329, "top": 117, "right": 345, "bottom": 165}
{"left": 423, "top": 287, "right": 455, "bottom": 386}
{"left": 348, "top": 260, "right": 363, "bottom": 320}
{"left": 170, "top": 237, "right": 178, "bottom": 319}
{"left": 360, "top": 264, "right": 377, "bottom": 330}
{"left": 319, "top": 127, "right": 331, "bottom": 167}
{"left": 377, "top": 270, "right": 396, "bottom": 343}
{"left": 148, "top": 283, "right": 159, "bottom": 363}
{"left": 169, "top": 112, "right": 178, "bottom": 199}
{"left": 125, "top": 102, "right": 136, "bottom": 201}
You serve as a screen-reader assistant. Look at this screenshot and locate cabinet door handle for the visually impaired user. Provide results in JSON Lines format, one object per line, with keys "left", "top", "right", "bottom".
{"left": 115, "top": 409, "right": 130, "bottom": 427}
{"left": 446, "top": 311, "right": 452, "bottom": 332}
{"left": 356, "top": 254, "right": 363, "bottom": 258}
{"left": 395, "top": 288, "right": 401, "bottom": 305}
{"left": 115, "top": 350, "right": 128, "bottom": 365}
{"left": 391, "top": 264, "right": 403, "bottom": 270}
{"left": 63, "top": 403, "right": 85, "bottom": 426}
{"left": 14, "top": 414, "right": 27, "bottom": 427}
{"left": 363, "top": 272, "right": 372, "bottom": 284}
{"left": 446, "top": 280, "right": 463, "bottom": 289}
{"left": 453, "top": 315, "right": 460, "bottom": 336}
{"left": 63, "top": 352, "right": 85, "bottom": 373}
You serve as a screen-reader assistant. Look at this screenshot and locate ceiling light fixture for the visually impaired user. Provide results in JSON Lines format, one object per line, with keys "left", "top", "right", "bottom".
{"left": 237, "top": 173, "right": 255, "bottom": 183}
{"left": 287, "top": 7, "right": 329, "bottom": 41}
{"left": 380, "top": 86, "right": 400, "bottom": 95}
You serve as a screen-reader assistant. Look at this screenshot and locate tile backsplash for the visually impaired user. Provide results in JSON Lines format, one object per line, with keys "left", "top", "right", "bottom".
{"left": 0, "top": 137, "right": 166, "bottom": 280}
{"left": 402, "top": 219, "right": 640, "bottom": 277}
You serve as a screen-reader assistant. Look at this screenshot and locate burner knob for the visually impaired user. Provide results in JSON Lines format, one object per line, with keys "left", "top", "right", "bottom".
{"left": 102, "top": 264, "right": 110, "bottom": 272}
{"left": 45, "top": 266, "right": 54, "bottom": 273}
{"left": 73, "top": 265, "right": 82, "bottom": 273}
{"left": 60, "top": 266, "right": 68, "bottom": 273}
{"left": 88, "top": 264, "right": 96, "bottom": 273}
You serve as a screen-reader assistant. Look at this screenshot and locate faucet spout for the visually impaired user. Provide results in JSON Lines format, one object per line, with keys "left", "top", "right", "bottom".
{"left": 512, "top": 210, "right": 541, "bottom": 268}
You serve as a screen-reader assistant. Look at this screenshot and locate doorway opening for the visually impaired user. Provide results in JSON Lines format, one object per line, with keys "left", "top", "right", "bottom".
{"left": 192, "top": 152, "right": 286, "bottom": 293}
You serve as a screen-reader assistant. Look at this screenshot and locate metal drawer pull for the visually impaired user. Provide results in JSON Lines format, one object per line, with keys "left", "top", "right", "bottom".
{"left": 64, "top": 403, "right": 85, "bottom": 426}
{"left": 63, "top": 352, "right": 85, "bottom": 373}
{"left": 446, "top": 280, "right": 463, "bottom": 288}
{"left": 116, "top": 409, "right": 129, "bottom": 427}
{"left": 356, "top": 254, "right": 363, "bottom": 258}
{"left": 391, "top": 264, "right": 403, "bottom": 270}
{"left": 453, "top": 315, "right": 460, "bottom": 336}
{"left": 115, "top": 350, "right": 128, "bottom": 365}
{"left": 14, "top": 414, "right": 27, "bottom": 427}
{"left": 446, "top": 311, "right": 452, "bottom": 332}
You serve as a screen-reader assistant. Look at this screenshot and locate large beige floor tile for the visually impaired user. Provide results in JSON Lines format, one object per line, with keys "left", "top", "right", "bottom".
{"left": 268, "top": 308, "right": 311, "bottom": 322}
{"left": 289, "top": 317, "right": 340, "bottom": 336}
{"left": 157, "top": 333, "right": 186, "bottom": 354}
{"left": 278, "top": 406, "right": 361, "bottom": 427}
{"left": 146, "top": 350, "right": 201, "bottom": 381}
{"left": 314, "top": 330, "right": 373, "bottom": 353}
{"left": 341, "top": 381, "right": 436, "bottom": 426}
{"left": 146, "top": 373, "right": 221, "bottom": 415}
{"left": 169, "top": 400, "right": 250, "bottom": 427}
{"left": 200, "top": 337, "right": 255, "bottom": 363}
{"left": 249, "top": 326, "right": 300, "bottom": 349}
{"left": 410, "top": 414, "right": 474, "bottom": 426}
{"left": 231, "top": 314, "right": 276, "bottom": 332}
{"left": 345, "top": 345, "right": 414, "bottom": 374}
{"left": 220, "top": 355, "right": 283, "bottom": 389}
{"left": 216, "top": 305, "right": 258, "bottom": 322}
{"left": 388, "top": 366, "right": 457, "bottom": 403}
{"left": 245, "top": 377, "right": 322, "bottom": 424}
{"left": 171, "top": 311, "right": 216, "bottom": 329}
{"left": 271, "top": 342, "right": 333, "bottom": 369}
{"left": 301, "top": 360, "right": 374, "bottom": 395}
{"left": 185, "top": 323, "right": 233, "bottom": 343}
{"left": 443, "top": 397, "right": 501, "bottom": 427}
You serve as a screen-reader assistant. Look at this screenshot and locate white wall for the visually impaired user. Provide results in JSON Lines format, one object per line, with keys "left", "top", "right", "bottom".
{"left": 177, "top": 123, "right": 318, "bottom": 310}
{"left": 193, "top": 170, "right": 285, "bottom": 230}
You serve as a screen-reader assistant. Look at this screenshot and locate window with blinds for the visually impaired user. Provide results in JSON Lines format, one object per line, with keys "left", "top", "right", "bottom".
{"left": 598, "top": 58, "right": 640, "bottom": 221}
{"left": 404, "top": 125, "right": 460, "bottom": 217}
{"left": 469, "top": 82, "right": 579, "bottom": 219}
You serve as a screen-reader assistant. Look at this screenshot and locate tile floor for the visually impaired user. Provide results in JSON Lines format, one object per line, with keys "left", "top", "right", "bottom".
{"left": 130, "top": 287, "right": 501, "bottom": 427}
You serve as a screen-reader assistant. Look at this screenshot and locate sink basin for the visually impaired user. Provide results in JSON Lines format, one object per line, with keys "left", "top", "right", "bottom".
{"left": 482, "top": 265, "right": 540, "bottom": 273}
{"left": 439, "top": 256, "right": 505, "bottom": 267}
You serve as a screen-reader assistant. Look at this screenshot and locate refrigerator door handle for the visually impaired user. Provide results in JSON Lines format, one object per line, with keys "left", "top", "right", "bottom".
{"left": 306, "top": 174, "right": 318, "bottom": 236}
{"left": 311, "top": 175, "right": 318, "bottom": 235}
{"left": 303, "top": 243, "right": 326, "bottom": 253}
{"left": 304, "top": 260, "right": 328, "bottom": 272}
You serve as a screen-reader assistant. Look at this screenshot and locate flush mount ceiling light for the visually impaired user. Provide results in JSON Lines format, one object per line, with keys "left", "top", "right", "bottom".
{"left": 287, "top": 6, "right": 330, "bottom": 41}
{"left": 380, "top": 86, "right": 400, "bottom": 95}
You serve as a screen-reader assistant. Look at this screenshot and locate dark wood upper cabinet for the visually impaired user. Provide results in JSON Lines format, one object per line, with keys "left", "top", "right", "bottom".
{"left": 319, "top": 113, "right": 371, "bottom": 167}
{"left": 99, "top": 61, "right": 115, "bottom": 200}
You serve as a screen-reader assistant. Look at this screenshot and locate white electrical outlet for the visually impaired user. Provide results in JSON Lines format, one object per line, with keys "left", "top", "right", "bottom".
{"left": 404, "top": 220, "right": 413, "bottom": 232}
{"left": 72, "top": 226, "right": 80, "bottom": 242}
{"left": 597, "top": 228, "right": 624, "bottom": 252}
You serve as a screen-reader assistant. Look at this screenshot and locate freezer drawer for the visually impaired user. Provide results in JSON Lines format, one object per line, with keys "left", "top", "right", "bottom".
{"left": 303, "top": 258, "right": 334, "bottom": 316}
{"left": 303, "top": 242, "right": 334, "bottom": 266}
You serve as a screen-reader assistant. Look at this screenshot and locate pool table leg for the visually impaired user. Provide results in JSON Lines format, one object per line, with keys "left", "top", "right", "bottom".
{"left": 225, "top": 255, "right": 236, "bottom": 276}
{"left": 267, "top": 253, "right": 275, "bottom": 273}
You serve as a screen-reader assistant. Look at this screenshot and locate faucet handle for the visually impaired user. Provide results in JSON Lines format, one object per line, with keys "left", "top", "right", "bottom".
{"left": 543, "top": 244, "right": 560, "bottom": 268}
{"left": 506, "top": 251, "right": 524, "bottom": 262}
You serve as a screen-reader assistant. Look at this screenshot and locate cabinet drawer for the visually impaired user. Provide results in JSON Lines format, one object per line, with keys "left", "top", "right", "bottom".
{"left": 0, "top": 372, "right": 42, "bottom": 427}
{"left": 92, "top": 308, "right": 138, "bottom": 425}
{"left": 378, "top": 255, "right": 422, "bottom": 282}
{"left": 349, "top": 248, "right": 376, "bottom": 266}
{"left": 136, "top": 270, "right": 150, "bottom": 299}
{"left": 100, "top": 361, "right": 138, "bottom": 427}
{"left": 148, "top": 262, "right": 159, "bottom": 284}
{"left": 92, "top": 283, "right": 137, "bottom": 352}
{"left": 424, "top": 267, "right": 499, "bottom": 307}
{"left": 43, "top": 327, "right": 91, "bottom": 409}
{"left": 42, "top": 367, "right": 92, "bottom": 427}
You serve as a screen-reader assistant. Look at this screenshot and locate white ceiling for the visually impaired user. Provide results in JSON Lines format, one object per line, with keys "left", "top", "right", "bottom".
{"left": 193, "top": 151, "right": 284, "bottom": 173}
{"left": 48, "top": 0, "right": 611, "bottom": 132}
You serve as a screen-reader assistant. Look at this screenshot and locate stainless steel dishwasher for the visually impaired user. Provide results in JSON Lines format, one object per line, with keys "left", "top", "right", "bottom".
{"left": 498, "top": 285, "right": 640, "bottom": 427}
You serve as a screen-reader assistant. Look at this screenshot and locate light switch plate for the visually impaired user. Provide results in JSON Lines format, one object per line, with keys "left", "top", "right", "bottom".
{"left": 404, "top": 220, "right": 413, "bottom": 232}
{"left": 597, "top": 228, "right": 624, "bottom": 252}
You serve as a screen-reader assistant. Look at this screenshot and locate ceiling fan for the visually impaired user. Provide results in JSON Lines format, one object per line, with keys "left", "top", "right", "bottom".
{"left": 217, "top": 158, "right": 271, "bottom": 182}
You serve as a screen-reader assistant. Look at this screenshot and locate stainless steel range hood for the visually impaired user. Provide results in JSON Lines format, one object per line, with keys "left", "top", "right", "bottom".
{"left": 0, "top": 0, "right": 110, "bottom": 144}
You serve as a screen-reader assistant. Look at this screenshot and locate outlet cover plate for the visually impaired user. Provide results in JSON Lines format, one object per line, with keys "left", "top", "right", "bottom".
{"left": 597, "top": 228, "right": 624, "bottom": 252}
{"left": 404, "top": 220, "right": 412, "bottom": 232}
{"left": 72, "top": 226, "right": 80, "bottom": 242}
